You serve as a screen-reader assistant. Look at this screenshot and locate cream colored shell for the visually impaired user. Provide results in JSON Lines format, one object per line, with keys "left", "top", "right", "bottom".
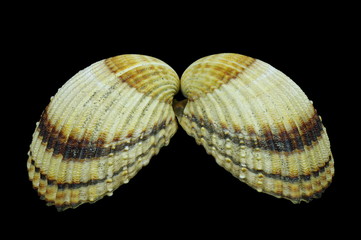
{"left": 28, "top": 53, "right": 334, "bottom": 210}
{"left": 175, "top": 53, "right": 334, "bottom": 203}
{"left": 28, "top": 54, "right": 180, "bottom": 210}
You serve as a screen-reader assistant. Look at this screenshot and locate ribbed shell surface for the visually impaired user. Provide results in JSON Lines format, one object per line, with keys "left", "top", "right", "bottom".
{"left": 28, "top": 54, "right": 180, "bottom": 210}
{"left": 176, "top": 53, "right": 334, "bottom": 203}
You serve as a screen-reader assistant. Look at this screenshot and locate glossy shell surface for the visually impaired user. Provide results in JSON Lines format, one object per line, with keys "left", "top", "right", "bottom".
{"left": 28, "top": 54, "right": 180, "bottom": 210}
{"left": 175, "top": 53, "right": 334, "bottom": 203}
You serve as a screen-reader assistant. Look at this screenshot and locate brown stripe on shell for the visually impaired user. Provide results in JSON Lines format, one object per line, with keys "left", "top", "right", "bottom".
{"left": 183, "top": 111, "right": 324, "bottom": 153}
{"left": 104, "top": 55, "right": 179, "bottom": 103}
{"left": 28, "top": 141, "right": 158, "bottom": 211}
{"left": 29, "top": 140, "right": 154, "bottom": 189}
{"left": 206, "top": 141, "right": 333, "bottom": 183}
{"left": 30, "top": 153, "right": 332, "bottom": 198}
{"left": 181, "top": 54, "right": 256, "bottom": 100}
{"left": 196, "top": 131, "right": 333, "bottom": 202}
{"left": 37, "top": 108, "right": 171, "bottom": 161}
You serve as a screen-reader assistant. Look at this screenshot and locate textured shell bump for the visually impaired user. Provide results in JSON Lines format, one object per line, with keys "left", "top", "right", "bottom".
{"left": 28, "top": 54, "right": 180, "bottom": 210}
{"left": 175, "top": 53, "right": 334, "bottom": 203}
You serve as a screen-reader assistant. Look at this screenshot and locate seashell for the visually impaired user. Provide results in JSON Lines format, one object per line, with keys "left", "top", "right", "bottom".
{"left": 175, "top": 53, "right": 334, "bottom": 203}
{"left": 28, "top": 53, "right": 334, "bottom": 210}
{"left": 27, "top": 54, "right": 180, "bottom": 210}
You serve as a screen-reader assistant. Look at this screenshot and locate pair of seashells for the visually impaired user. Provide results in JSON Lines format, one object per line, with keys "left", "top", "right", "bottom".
{"left": 28, "top": 53, "right": 334, "bottom": 211}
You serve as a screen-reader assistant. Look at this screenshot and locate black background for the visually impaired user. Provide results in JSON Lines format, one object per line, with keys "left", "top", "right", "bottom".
{"left": 6, "top": 4, "right": 355, "bottom": 238}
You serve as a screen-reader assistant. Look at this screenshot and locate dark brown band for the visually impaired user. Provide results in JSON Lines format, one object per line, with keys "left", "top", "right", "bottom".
{"left": 184, "top": 111, "right": 324, "bottom": 153}
{"left": 37, "top": 109, "right": 170, "bottom": 161}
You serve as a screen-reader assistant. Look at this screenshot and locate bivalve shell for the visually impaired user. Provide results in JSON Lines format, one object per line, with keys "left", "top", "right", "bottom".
{"left": 28, "top": 54, "right": 180, "bottom": 210}
{"left": 175, "top": 53, "right": 334, "bottom": 203}
{"left": 28, "top": 53, "right": 335, "bottom": 210}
